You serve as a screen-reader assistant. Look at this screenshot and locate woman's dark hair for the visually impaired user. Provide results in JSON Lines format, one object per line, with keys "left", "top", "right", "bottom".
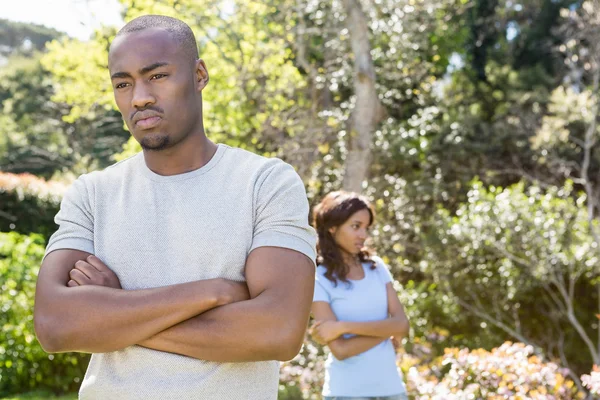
{"left": 313, "top": 191, "right": 376, "bottom": 286}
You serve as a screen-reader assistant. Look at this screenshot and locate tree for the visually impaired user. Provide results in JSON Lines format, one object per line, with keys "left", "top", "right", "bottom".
{"left": 0, "top": 53, "right": 128, "bottom": 178}
{"left": 425, "top": 181, "right": 598, "bottom": 389}
{"left": 0, "top": 19, "right": 63, "bottom": 60}
{"left": 341, "top": 0, "right": 384, "bottom": 191}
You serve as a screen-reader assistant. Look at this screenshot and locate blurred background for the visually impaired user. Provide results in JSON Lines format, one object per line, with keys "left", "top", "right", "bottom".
{"left": 1, "top": 0, "right": 600, "bottom": 398}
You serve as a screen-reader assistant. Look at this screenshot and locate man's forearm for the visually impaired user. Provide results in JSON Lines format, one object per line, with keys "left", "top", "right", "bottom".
{"left": 328, "top": 335, "right": 387, "bottom": 360}
{"left": 139, "top": 292, "right": 308, "bottom": 362}
{"left": 35, "top": 279, "right": 229, "bottom": 353}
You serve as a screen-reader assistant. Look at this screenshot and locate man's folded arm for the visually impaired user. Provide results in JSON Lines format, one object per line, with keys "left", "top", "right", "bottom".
{"left": 139, "top": 246, "right": 315, "bottom": 362}
{"left": 34, "top": 249, "right": 242, "bottom": 354}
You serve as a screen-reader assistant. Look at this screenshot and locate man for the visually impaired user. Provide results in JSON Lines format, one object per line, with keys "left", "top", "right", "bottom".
{"left": 33, "top": 15, "right": 316, "bottom": 399}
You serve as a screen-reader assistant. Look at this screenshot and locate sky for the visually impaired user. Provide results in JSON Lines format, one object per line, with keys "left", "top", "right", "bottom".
{"left": 1, "top": 0, "right": 124, "bottom": 40}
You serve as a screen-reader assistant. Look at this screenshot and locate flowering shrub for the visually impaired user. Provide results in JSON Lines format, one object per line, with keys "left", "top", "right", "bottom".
{"left": 0, "top": 172, "right": 67, "bottom": 202}
{"left": 405, "top": 342, "right": 581, "bottom": 399}
{"left": 280, "top": 340, "right": 584, "bottom": 399}
{"left": 0, "top": 172, "right": 66, "bottom": 238}
{"left": 280, "top": 337, "right": 325, "bottom": 400}
{"left": 582, "top": 365, "right": 600, "bottom": 395}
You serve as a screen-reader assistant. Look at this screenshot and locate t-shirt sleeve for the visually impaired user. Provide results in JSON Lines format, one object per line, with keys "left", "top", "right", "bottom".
{"left": 44, "top": 176, "right": 94, "bottom": 258}
{"left": 373, "top": 256, "right": 394, "bottom": 284}
{"left": 250, "top": 160, "right": 317, "bottom": 265}
{"left": 313, "top": 279, "right": 330, "bottom": 303}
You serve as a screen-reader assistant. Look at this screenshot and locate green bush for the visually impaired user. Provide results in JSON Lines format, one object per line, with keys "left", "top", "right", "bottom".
{"left": 1, "top": 390, "right": 77, "bottom": 399}
{"left": 0, "top": 232, "right": 88, "bottom": 396}
{"left": 0, "top": 173, "right": 65, "bottom": 240}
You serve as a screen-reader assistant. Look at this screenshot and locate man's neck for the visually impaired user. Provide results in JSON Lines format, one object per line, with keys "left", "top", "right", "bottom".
{"left": 143, "top": 133, "right": 218, "bottom": 176}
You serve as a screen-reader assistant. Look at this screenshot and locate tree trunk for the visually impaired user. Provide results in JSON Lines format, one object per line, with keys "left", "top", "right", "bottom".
{"left": 342, "top": 0, "right": 384, "bottom": 192}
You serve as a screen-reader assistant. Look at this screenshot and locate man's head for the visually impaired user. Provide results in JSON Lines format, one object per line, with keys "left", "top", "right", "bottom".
{"left": 108, "top": 15, "right": 208, "bottom": 151}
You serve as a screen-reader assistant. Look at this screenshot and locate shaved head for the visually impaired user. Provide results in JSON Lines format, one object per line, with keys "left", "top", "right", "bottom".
{"left": 112, "top": 15, "right": 199, "bottom": 62}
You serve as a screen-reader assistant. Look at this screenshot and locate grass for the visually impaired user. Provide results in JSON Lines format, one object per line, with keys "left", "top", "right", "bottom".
{"left": 1, "top": 391, "right": 77, "bottom": 400}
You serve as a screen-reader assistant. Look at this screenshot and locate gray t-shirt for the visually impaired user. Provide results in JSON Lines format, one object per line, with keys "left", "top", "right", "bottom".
{"left": 45, "top": 144, "right": 317, "bottom": 399}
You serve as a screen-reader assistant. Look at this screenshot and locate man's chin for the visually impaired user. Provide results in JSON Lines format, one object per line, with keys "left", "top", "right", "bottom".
{"left": 140, "top": 134, "right": 170, "bottom": 151}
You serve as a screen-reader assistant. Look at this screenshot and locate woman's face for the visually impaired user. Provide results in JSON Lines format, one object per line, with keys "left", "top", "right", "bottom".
{"left": 329, "top": 209, "right": 371, "bottom": 256}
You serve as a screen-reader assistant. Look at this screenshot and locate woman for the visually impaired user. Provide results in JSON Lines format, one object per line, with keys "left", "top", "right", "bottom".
{"left": 310, "top": 191, "right": 409, "bottom": 400}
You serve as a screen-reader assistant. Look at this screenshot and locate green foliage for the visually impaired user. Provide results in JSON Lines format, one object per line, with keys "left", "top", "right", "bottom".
{"left": 277, "top": 384, "right": 304, "bottom": 400}
{"left": 113, "top": 136, "right": 141, "bottom": 162}
{"left": 424, "top": 180, "right": 598, "bottom": 375}
{"left": 0, "top": 53, "right": 129, "bottom": 178}
{"left": 0, "top": 232, "right": 88, "bottom": 396}
{"left": 0, "top": 173, "right": 65, "bottom": 239}
{"left": 0, "top": 55, "right": 71, "bottom": 177}
{"left": 1, "top": 391, "right": 77, "bottom": 400}
{"left": 41, "top": 37, "right": 114, "bottom": 124}
{"left": 0, "top": 19, "right": 63, "bottom": 59}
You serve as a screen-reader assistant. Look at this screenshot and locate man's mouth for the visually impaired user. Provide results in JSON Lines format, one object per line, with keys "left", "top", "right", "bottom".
{"left": 136, "top": 116, "right": 162, "bottom": 129}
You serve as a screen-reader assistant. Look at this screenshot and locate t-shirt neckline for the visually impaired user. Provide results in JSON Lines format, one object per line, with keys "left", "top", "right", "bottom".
{"left": 347, "top": 262, "right": 368, "bottom": 282}
{"left": 138, "top": 143, "right": 227, "bottom": 182}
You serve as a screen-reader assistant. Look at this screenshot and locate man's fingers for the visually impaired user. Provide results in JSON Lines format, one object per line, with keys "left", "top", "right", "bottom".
{"left": 69, "top": 268, "right": 90, "bottom": 285}
{"left": 86, "top": 255, "right": 111, "bottom": 272}
{"left": 67, "top": 279, "right": 79, "bottom": 287}
{"left": 74, "top": 260, "right": 100, "bottom": 279}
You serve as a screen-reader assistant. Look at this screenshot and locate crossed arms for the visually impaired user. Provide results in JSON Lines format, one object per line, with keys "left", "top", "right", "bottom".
{"left": 309, "top": 284, "right": 409, "bottom": 361}
{"left": 34, "top": 246, "right": 315, "bottom": 362}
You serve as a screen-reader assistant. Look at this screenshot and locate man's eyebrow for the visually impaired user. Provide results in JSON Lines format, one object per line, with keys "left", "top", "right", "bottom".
{"left": 110, "top": 71, "right": 131, "bottom": 80}
{"left": 110, "top": 62, "right": 171, "bottom": 80}
{"left": 139, "top": 62, "right": 170, "bottom": 75}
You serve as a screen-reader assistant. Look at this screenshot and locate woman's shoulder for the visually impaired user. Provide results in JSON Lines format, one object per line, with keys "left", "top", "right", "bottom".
{"left": 315, "top": 265, "right": 338, "bottom": 287}
{"left": 367, "top": 255, "right": 394, "bottom": 283}
{"left": 315, "top": 264, "right": 328, "bottom": 277}
{"left": 368, "top": 254, "right": 386, "bottom": 268}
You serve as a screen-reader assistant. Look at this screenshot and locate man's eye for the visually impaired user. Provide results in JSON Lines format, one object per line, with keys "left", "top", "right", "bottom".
{"left": 151, "top": 74, "right": 167, "bottom": 80}
{"left": 115, "top": 83, "right": 129, "bottom": 89}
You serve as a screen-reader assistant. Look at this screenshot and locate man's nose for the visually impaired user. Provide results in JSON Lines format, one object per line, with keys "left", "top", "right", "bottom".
{"left": 131, "top": 81, "right": 155, "bottom": 109}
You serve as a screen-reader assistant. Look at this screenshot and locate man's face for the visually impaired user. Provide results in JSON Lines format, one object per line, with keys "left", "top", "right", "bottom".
{"left": 108, "top": 28, "right": 205, "bottom": 151}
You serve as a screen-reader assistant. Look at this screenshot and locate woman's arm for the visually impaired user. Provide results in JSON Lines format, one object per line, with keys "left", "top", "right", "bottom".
{"left": 313, "top": 283, "right": 410, "bottom": 341}
{"left": 310, "top": 302, "right": 386, "bottom": 361}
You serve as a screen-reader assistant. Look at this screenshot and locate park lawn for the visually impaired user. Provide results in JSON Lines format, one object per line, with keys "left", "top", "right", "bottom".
{"left": 1, "top": 391, "right": 77, "bottom": 400}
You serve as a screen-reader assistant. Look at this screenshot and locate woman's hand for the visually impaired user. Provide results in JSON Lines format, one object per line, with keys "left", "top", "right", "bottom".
{"left": 310, "top": 320, "right": 346, "bottom": 344}
{"left": 391, "top": 336, "right": 400, "bottom": 353}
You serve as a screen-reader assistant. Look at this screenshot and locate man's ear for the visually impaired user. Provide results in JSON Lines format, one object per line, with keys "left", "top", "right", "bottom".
{"left": 195, "top": 59, "right": 209, "bottom": 91}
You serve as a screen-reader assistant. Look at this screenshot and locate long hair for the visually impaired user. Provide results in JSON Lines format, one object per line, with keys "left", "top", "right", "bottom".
{"left": 313, "top": 191, "right": 376, "bottom": 286}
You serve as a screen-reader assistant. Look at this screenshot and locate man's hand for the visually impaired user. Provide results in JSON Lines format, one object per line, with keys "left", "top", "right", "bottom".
{"left": 66, "top": 256, "right": 251, "bottom": 306}
{"left": 309, "top": 320, "right": 345, "bottom": 344}
{"left": 67, "top": 255, "right": 122, "bottom": 289}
